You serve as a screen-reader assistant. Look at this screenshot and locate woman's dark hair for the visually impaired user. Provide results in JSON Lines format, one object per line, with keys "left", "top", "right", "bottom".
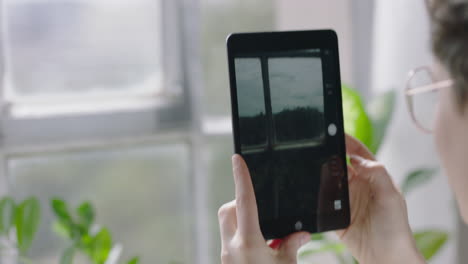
{"left": 429, "top": 0, "right": 468, "bottom": 108}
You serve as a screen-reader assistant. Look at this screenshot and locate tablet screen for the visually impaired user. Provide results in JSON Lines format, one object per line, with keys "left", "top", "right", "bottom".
{"left": 228, "top": 31, "right": 349, "bottom": 238}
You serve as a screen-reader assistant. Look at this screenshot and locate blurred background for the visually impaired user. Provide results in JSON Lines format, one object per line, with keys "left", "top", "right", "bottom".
{"left": 0, "top": 0, "right": 461, "bottom": 263}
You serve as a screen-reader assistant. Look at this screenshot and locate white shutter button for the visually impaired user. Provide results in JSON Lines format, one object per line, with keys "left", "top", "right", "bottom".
{"left": 328, "top": 123, "right": 337, "bottom": 136}
{"left": 295, "top": 221, "right": 303, "bottom": 231}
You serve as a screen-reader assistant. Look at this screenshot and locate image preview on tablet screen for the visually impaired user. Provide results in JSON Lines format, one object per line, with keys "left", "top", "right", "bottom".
{"left": 233, "top": 49, "right": 345, "bottom": 226}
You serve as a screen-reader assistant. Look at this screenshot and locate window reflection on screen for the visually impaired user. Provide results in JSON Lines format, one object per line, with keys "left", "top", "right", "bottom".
{"left": 268, "top": 57, "right": 325, "bottom": 145}
{"left": 232, "top": 48, "right": 348, "bottom": 234}
{"left": 234, "top": 58, "right": 267, "bottom": 150}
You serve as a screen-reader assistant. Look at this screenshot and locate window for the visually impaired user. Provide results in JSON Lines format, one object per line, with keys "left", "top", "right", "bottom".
{"left": 1, "top": 0, "right": 192, "bottom": 263}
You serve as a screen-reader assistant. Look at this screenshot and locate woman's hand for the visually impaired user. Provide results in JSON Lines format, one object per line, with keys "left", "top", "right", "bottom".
{"left": 218, "top": 155, "right": 311, "bottom": 264}
{"left": 218, "top": 135, "right": 426, "bottom": 264}
{"left": 339, "top": 135, "right": 425, "bottom": 264}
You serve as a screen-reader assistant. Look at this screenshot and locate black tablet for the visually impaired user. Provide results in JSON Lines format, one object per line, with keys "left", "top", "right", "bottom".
{"left": 226, "top": 30, "right": 350, "bottom": 239}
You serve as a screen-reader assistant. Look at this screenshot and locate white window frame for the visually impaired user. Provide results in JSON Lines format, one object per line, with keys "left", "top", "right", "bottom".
{"left": 0, "top": 0, "right": 188, "bottom": 150}
{"left": 0, "top": 0, "right": 214, "bottom": 264}
{"left": 0, "top": 0, "right": 188, "bottom": 177}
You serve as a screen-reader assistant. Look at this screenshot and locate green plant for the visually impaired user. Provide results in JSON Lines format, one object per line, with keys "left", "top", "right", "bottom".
{"left": 51, "top": 198, "right": 139, "bottom": 264}
{"left": 0, "top": 196, "right": 40, "bottom": 264}
{"left": 0, "top": 196, "right": 140, "bottom": 264}
{"left": 298, "top": 85, "right": 449, "bottom": 263}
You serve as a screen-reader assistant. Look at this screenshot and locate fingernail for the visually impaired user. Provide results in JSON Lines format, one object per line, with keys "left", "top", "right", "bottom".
{"left": 349, "top": 155, "right": 361, "bottom": 165}
{"left": 269, "top": 239, "right": 282, "bottom": 249}
{"left": 232, "top": 154, "right": 240, "bottom": 169}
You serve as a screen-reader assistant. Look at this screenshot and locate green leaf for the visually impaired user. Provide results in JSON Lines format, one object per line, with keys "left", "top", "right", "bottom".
{"left": 89, "top": 228, "right": 112, "bottom": 264}
{"left": 15, "top": 197, "right": 41, "bottom": 254}
{"left": 53, "top": 220, "right": 73, "bottom": 239}
{"left": 367, "top": 90, "right": 396, "bottom": 154}
{"left": 298, "top": 242, "right": 346, "bottom": 257}
{"left": 51, "top": 199, "right": 73, "bottom": 224}
{"left": 81, "top": 233, "right": 94, "bottom": 247}
{"left": 77, "top": 202, "right": 94, "bottom": 232}
{"left": 401, "top": 168, "right": 438, "bottom": 195}
{"left": 0, "top": 197, "right": 16, "bottom": 235}
{"left": 51, "top": 198, "right": 81, "bottom": 240}
{"left": 342, "top": 85, "right": 373, "bottom": 150}
{"left": 414, "top": 230, "right": 448, "bottom": 260}
{"left": 60, "top": 247, "right": 75, "bottom": 264}
{"left": 79, "top": 233, "right": 95, "bottom": 257}
{"left": 127, "top": 257, "right": 140, "bottom": 264}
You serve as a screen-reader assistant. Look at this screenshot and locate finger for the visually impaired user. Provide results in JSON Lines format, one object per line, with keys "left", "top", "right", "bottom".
{"left": 335, "top": 228, "right": 346, "bottom": 239}
{"left": 277, "top": 232, "right": 310, "bottom": 261}
{"left": 232, "top": 154, "right": 262, "bottom": 238}
{"left": 349, "top": 155, "right": 395, "bottom": 193}
{"left": 218, "top": 200, "right": 237, "bottom": 243}
{"left": 345, "top": 134, "right": 375, "bottom": 161}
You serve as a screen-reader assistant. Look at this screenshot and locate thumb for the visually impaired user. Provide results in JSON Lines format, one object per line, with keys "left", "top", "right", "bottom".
{"left": 277, "top": 232, "right": 310, "bottom": 261}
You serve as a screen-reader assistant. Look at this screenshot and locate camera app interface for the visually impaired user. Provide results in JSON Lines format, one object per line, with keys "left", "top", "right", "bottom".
{"left": 234, "top": 49, "right": 346, "bottom": 224}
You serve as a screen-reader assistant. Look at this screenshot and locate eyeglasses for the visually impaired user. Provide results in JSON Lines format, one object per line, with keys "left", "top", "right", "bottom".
{"left": 405, "top": 66, "right": 453, "bottom": 133}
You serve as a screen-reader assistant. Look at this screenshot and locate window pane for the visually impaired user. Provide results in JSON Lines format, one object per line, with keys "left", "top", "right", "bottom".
{"left": 205, "top": 135, "right": 234, "bottom": 264}
{"left": 235, "top": 58, "right": 267, "bottom": 149}
{"left": 201, "top": 0, "right": 274, "bottom": 117}
{"left": 9, "top": 144, "right": 192, "bottom": 263}
{"left": 4, "top": 0, "right": 162, "bottom": 97}
{"left": 268, "top": 57, "right": 325, "bottom": 144}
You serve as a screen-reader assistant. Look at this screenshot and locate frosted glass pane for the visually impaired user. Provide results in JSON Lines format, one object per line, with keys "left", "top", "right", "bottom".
{"left": 9, "top": 143, "right": 192, "bottom": 264}
{"left": 205, "top": 135, "right": 234, "bottom": 264}
{"left": 4, "top": 0, "right": 162, "bottom": 97}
